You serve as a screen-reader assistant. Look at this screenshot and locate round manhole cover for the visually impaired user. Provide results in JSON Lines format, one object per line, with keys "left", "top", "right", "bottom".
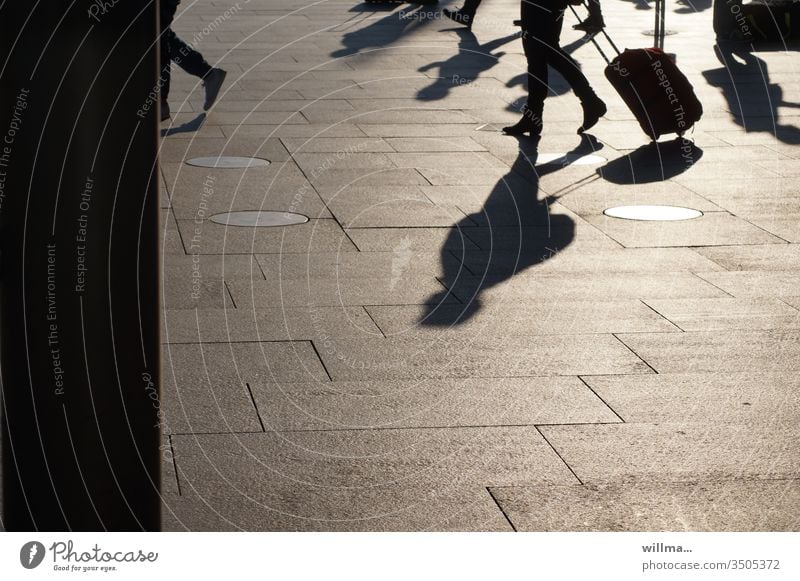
{"left": 603, "top": 205, "right": 703, "bottom": 221}
{"left": 537, "top": 153, "right": 606, "bottom": 166}
{"left": 209, "top": 211, "right": 309, "bottom": 227}
{"left": 186, "top": 156, "right": 270, "bottom": 168}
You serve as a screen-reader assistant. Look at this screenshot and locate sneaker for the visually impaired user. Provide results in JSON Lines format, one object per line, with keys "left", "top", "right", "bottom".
{"left": 202, "top": 68, "right": 227, "bottom": 111}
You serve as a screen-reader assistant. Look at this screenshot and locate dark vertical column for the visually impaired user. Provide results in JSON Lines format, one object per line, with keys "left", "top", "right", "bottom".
{"left": 0, "top": 1, "right": 161, "bottom": 530}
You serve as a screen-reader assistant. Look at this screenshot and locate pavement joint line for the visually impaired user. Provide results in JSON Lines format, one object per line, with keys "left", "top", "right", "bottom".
{"left": 245, "top": 382, "right": 267, "bottom": 433}
{"left": 611, "top": 333, "right": 659, "bottom": 375}
{"left": 777, "top": 297, "right": 800, "bottom": 313}
{"left": 361, "top": 306, "right": 388, "bottom": 338}
{"left": 308, "top": 339, "right": 334, "bottom": 382}
{"left": 736, "top": 216, "right": 794, "bottom": 244}
{"left": 577, "top": 376, "right": 626, "bottom": 424}
{"left": 166, "top": 422, "right": 628, "bottom": 437}
{"left": 534, "top": 426, "right": 584, "bottom": 486}
{"left": 168, "top": 435, "right": 183, "bottom": 497}
{"left": 689, "top": 272, "right": 736, "bottom": 298}
{"left": 223, "top": 279, "right": 238, "bottom": 308}
{"left": 638, "top": 299, "right": 685, "bottom": 333}
{"left": 485, "top": 487, "right": 518, "bottom": 532}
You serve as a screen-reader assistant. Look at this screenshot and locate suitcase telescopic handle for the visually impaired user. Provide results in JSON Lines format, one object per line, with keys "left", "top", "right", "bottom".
{"left": 567, "top": 3, "right": 621, "bottom": 64}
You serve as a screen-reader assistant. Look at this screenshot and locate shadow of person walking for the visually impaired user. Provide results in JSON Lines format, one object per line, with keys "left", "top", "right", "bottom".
{"left": 703, "top": 42, "right": 800, "bottom": 144}
{"left": 419, "top": 135, "right": 603, "bottom": 327}
{"left": 416, "top": 29, "right": 519, "bottom": 101}
{"left": 331, "top": 4, "right": 436, "bottom": 59}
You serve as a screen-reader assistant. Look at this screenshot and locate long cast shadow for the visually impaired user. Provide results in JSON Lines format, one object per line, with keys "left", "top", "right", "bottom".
{"left": 420, "top": 135, "right": 603, "bottom": 327}
{"left": 702, "top": 42, "right": 800, "bottom": 144}
{"left": 417, "top": 29, "right": 519, "bottom": 101}
{"left": 331, "top": 4, "right": 435, "bottom": 59}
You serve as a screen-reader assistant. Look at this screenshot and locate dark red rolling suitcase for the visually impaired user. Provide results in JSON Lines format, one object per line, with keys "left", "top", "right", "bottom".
{"left": 604, "top": 47, "right": 703, "bottom": 139}
{"left": 571, "top": 0, "right": 703, "bottom": 140}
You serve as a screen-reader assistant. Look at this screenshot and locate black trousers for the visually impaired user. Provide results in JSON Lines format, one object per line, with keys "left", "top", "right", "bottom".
{"left": 160, "top": 0, "right": 212, "bottom": 103}
{"left": 520, "top": 0, "right": 597, "bottom": 130}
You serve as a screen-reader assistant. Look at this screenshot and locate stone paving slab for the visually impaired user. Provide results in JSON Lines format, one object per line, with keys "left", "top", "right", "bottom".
{"left": 458, "top": 247, "right": 723, "bottom": 276}
{"left": 317, "top": 335, "right": 652, "bottom": 381}
{"left": 161, "top": 485, "right": 512, "bottom": 532}
{"left": 696, "top": 271, "right": 800, "bottom": 298}
{"left": 616, "top": 330, "right": 800, "bottom": 373}
{"left": 249, "top": 376, "right": 620, "bottom": 432}
{"left": 163, "top": 306, "right": 381, "bottom": 344}
{"left": 490, "top": 480, "right": 800, "bottom": 531}
{"left": 743, "top": 216, "right": 800, "bottom": 243}
{"left": 697, "top": 244, "right": 800, "bottom": 271}
{"left": 164, "top": 341, "right": 329, "bottom": 387}
{"left": 157, "top": 137, "right": 291, "bottom": 163}
{"left": 583, "top": 212, "right": 785, "bottom": 248}
{"left": 255, "top": 250, "right": 462, "bottom": 280}
{"left": 345, "top": 226, "right": 481, "bottom": 252}
{"left": 643, "top": 297, "right": 800, "bottom": 331}
{"left": 365, "top": 301, "right": 678, "bottom": 337}
{"left": 584, "top": 372, "right": 800, "bottom": 425}
{"left": 461, "top": 224, "right": 620, "bottom": 251}
{"left": 443, "top": 272, "right": 728, "bottom": 304}
{"left": 280, "top": 137, "right": 394, "bottom": 153}
{"left": 172, "top": 427, "right": 576, "bottom": 491}
{"left": 539, "top": 423, "right": 800, "bottom": 483}
{"left": 176, "top": 218, "right": 357, "bottom": 254}
{"left": 227, "top": 275, "right": 456, "bottom": 308}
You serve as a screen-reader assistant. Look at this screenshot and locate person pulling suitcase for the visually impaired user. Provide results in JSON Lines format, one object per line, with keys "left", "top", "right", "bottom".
{"left": 572, "top": 0, "right": 703, "bottom": 139}
{"left": 502, "top": 0, "right": 607, "bottom": 141}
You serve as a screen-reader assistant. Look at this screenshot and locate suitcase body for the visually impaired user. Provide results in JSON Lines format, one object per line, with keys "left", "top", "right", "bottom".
{"left": 604, "top": 48, "right": 703, "bottom": 140}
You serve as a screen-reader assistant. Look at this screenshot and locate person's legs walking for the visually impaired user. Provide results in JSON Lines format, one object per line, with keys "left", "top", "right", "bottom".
{"left": 543, "top": 9, "right": 606, "bottom": 131}
{"left": 167, "top": 32, "right": 227, "bottom": 111}
{"left": 159, "top": 0, "right": 227, "bottom": 120}
{"left": 504, "top": 0, "right": 605, "bottom": 138}
{"left": 502, "top": 2, "right": 552, "bottom": 138}
{"left": 159, "top": 0, "right": 178, "bottom": 120}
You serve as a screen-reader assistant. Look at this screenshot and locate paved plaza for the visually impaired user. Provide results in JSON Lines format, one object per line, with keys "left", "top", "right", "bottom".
{"left": 159, "top": 0, "right": 800, "bottom": 530}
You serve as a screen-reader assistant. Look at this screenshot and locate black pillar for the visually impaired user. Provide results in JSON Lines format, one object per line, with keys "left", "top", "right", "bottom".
{"left": 1, "top": 1, "right": 161, "bottom": 530}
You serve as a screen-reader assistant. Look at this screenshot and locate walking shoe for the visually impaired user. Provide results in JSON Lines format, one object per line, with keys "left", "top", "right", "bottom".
{"left": 572, "top": 18, "right": 605, "bottom": 34}
{"left": 577, "top": 97, "right": 606, "bottom": 134}
{"left": 503, "top": 107, "right": 542, "bottom": 138}
{"left": 160, "top": 101, "right": 171, "bottom": 122}
{"left": 202, "top": 68, "right": 227, "bottom": 111}
{"left": 442, "top": 8, "right": 474, "bottom": 28}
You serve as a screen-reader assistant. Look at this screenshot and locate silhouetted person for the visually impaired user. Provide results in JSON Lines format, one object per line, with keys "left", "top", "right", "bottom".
{"left": 160, "top": 0, "right": 227, "bottom": 121}
{"left": 503, "top": 0, "right": 606, "bottom": 141}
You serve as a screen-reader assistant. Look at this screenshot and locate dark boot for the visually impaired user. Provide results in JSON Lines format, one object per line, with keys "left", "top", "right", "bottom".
{"left": 578, "top": 96, "right": 607, "bottom": 134}
{"left": 503, "top": 106, "right": 542, "bottom": 139}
